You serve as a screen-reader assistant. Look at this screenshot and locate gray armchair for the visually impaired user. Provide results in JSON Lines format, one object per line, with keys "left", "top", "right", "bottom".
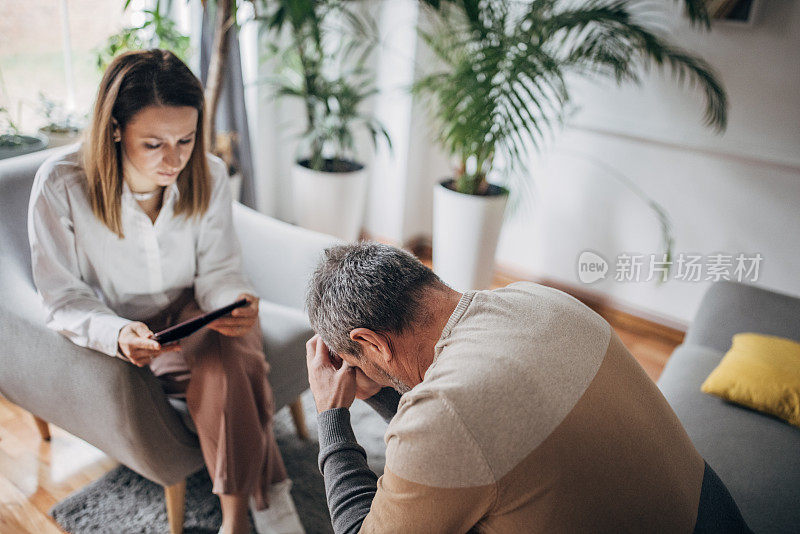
{"left": 0, "top": 148, "right": 338, "bottom": 533}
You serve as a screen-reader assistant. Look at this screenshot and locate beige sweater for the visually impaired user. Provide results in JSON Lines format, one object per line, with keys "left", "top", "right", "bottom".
{"left": 318, "top": 282, "right": 748, "bottom": 533}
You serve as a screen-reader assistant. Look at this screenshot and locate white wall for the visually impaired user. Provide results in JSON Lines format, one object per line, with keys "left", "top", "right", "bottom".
{"left": 568, "top": 1, "right": 800, "bottom": 168}
{"left": 497, "top": 127, "right": 800, "bottom": 328}
{"left": 363, "top": 0, "right": 421, "bottom": 241}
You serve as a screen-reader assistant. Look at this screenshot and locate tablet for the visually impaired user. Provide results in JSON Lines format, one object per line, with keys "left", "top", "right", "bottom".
{"left": 152, "top": 298, "right": 249, "bottom": 345}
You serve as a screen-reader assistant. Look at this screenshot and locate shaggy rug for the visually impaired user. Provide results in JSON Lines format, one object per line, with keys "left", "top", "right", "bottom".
{"left": 49, "top": 390, "right": 389, "bottom": 534}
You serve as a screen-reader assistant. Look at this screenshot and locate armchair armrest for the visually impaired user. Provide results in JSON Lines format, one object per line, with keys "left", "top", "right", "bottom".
{"left": 232, "top": 203, "right": 340, "bottom": 311}
{"left": 259, "top": 301, "right": 314, "bottom": 410}
{"left": 0, "top": 303, "right": 204, "bottom": 487}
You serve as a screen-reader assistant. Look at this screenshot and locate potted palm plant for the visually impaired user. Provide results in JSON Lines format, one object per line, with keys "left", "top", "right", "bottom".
{"left": 415, "top": 0, "right": 727, "bottom": 290}
{"left": 262, "top": 0, "right": 390, "bottom": 241}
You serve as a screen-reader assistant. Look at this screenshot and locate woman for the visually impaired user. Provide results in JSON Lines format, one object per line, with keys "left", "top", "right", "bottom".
{"left": 28, "top": 49, "right": 304, "bottom": 534}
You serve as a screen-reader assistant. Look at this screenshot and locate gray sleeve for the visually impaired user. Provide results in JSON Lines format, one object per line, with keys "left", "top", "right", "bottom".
{"left": 363, "top": 387, "right": 401, "bottom": 423}
{"left": 317, "top": 408, "right": 377, "bottom": 534}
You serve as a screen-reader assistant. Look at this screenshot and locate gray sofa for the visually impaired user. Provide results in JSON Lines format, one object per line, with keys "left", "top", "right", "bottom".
{"left": 0, "top": 147, "right": 338, "bottom": 533}
{"left": 658, "top": 280, "right": 800, "bottom": 533}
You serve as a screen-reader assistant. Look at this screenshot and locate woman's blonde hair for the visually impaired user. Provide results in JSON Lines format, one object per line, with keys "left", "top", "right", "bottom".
{"left": 82, "top": 49, "right": 211, "bottom": 238}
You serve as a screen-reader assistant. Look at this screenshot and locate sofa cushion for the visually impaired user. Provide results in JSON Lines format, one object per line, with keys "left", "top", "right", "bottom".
{"left": 658, "top": 344, "right": 800, "bottom": 533}
{"left": 701, "top": 333, "right": 800, "bottom": 428}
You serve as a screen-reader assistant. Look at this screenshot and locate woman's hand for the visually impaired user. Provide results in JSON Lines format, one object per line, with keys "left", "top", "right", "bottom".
{"left": 208, "top": 293, "right": 259, "bottom": 337}
{"left": 118, "top": 322, "right": 179, "bottom": 367}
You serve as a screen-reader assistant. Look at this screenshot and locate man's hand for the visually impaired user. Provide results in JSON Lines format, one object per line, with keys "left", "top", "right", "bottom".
{"left": 353, "top": 366, "right": 382, "bottom": 400}
{"left": 118, "top": 322, "right": 179, "bottom": 367}
{"left": 208, "top": 293, "right": 259, "bottom": 337}
{"left": 306, "top": 334, "right": 356, "bottom": 413}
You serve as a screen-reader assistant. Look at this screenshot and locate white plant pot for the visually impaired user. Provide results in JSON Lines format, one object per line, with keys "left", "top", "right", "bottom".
{"left": 433, "top": 180, "right": 509, "bottom": 290}
{"left": 291, "top": 161, "right": 367, "bottom": 241}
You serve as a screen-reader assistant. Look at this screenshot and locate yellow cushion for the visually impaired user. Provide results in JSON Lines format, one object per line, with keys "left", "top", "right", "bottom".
{"left": 701, "top": 333, "right": 800, "bottom": 428}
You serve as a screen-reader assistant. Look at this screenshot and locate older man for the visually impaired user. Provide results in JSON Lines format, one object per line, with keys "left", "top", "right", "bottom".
{"left": 304, "top": 242, "right": 750, "bottom": 534}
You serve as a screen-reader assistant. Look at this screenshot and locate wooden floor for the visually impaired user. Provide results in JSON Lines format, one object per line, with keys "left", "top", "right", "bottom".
{"left": 0, "top": 398, "right": 117, "bottom": 533}
{"left": 0, "top": 281, "right": 681, "bottom": 533}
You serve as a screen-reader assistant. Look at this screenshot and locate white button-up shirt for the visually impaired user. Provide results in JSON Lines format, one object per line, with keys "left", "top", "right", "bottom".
{"left": 28, "top": 145, "right": 253, "bottom": 356}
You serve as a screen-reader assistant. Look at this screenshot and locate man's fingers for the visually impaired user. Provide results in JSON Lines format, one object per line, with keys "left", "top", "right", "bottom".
{"left": 314, "top": 337, "right": 335, "bottom": 368}
{"left": 335, "top": 363, "right": 356, "bottom": 391}
{"left": 305, "top": 335, "right": 337, "bottom": 373}
{"left": 306, "top": 335, "right": 319, "bottom": 363}
{"left": 315, "top": 336, "right": 328, "bottom": 359}
{"left": 338, "top": 363, "right": 356, "bottom": 376}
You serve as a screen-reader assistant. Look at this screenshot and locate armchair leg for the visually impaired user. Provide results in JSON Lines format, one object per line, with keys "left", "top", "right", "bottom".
{"left": 164, "top": 480, "right": 186, "bottom": 534}
{"left": 32, "top": 416, "right": 51, "bottom": 441}
{"left": 289, "top": 397, "right": 310, "bottom": 440}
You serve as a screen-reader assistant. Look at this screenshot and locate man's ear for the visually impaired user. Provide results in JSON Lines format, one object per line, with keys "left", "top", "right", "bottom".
{"left": 350, "top": 328, "right": 392, "bottom": 364}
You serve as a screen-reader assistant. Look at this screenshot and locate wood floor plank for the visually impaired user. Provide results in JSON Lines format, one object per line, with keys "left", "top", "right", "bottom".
{"left": 0, "top": 475, "right": 64, "bottom": 534}
{"left": 0, "top": 396, "right": 117, "bottom": 530}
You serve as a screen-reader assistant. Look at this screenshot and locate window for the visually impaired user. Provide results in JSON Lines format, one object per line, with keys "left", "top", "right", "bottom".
{"left": 0, "top": 0, "right": 139, "bottom": 132}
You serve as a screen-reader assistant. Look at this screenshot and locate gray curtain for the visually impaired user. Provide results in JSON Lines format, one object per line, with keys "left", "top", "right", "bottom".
{"left": 199, "top": 8, "right": 256, "bottom": 208}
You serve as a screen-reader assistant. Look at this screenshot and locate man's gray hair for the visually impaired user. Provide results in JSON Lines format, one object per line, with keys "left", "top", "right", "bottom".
{"left": 306, "top": 242, "right": 444, "bottom": 358}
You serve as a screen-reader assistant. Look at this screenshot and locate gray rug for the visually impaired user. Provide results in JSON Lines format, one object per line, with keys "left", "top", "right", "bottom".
{"left": 50, "top": 390, "right": 389, "bottom": 534}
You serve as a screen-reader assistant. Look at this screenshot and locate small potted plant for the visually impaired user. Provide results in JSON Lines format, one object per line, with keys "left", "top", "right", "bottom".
{"left": 0, "top": 107, "right": 48, "bottom": 161}
{"left": 37, "top": 93, "right": 85, "bottom": 148}
{"left": 415, "top": 0, "right": 727, "bottom": 289}
{"left": 261, "top": 1, "right": 390, "bottom": 241}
